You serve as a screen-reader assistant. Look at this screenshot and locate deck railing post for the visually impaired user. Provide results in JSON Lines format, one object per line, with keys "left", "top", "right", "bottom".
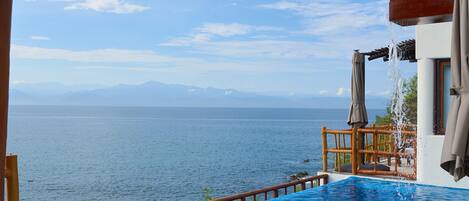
{"left": 5, "top": 155, "right": 19, "bottom": 201}
{"left": 357, "top": 128, "right": 362, "bottom": 165}
{"left": 321, "top": 127, "right": 328, "bottom": 172}
{"left": 321, "top": 127, "right": 327, "bottom": 172}
{"left": 372, "top": 127, "right": 378, "bottom": 173}
{"left": 351, "top": 128, "right": 358, "bottom": 175}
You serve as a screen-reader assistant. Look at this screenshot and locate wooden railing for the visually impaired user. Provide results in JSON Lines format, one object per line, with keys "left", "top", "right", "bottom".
{"left": 5, "top": 154, "right": 19, "bottom": 201}
{"left": 322, "top": 125, "right": 417, "bottom": 179}
{"left": 212, "top": 174, "right": 328, "bottom": 201}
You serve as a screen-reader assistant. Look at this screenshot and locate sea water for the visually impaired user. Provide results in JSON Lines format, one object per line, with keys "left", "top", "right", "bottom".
{"left": 7, "top": 106, "right": 384, "bottom": 201}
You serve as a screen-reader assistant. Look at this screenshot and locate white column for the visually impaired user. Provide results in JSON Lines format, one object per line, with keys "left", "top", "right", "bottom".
{"left": 416, "top": 58, "right": 434, "bottom": 182}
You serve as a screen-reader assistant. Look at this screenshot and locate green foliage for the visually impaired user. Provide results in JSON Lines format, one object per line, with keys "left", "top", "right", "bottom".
{"left": 404, "top": 75, "right": 418, "bottom": 124}
{"left": 375, "top": 75, "right": 417, "bottom": 125}
{"left": 203, "top": 187, "right": 213, "bottom": 201}
{"left": 340, "top": 154, "right": 351, "bottom": 164}
{"left": 295, "top": 184, "right": 303, "bottom": 192}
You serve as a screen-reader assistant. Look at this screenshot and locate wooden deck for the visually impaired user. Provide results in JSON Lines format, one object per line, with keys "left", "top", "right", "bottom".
{"left": 321, "top": 125, "right": 417, "bottom": 180}
{"left": 212, "top": 125, "right": 417, "bottom": 201}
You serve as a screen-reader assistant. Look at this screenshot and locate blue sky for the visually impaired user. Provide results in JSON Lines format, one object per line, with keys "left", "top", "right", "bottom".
{"left": 10, "top": 0, "right": 416, "bottom": 97}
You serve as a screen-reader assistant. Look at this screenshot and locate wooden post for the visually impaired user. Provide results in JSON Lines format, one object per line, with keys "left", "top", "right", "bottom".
{"left": 337, "top": 134, "right": 341, "bottom": 171}
{"left": 357, "top": 128, "right": 363, "bottom": 165}
{"left": 0, "top": 1, "right": 12, "bottom": 201}
{"left": 5, "top": 155, "right": 18, "bottom": 201}
{"left": 334, "top": 134, "right": 338, "bottom": 171}
{"left": 321, "top": 127, "right": 328, "bottom": 172}
{"left": 372, "top": 127, "right": 378, "bottom": 172}
{"left": 387, "top": 134, "right": 392, "bottom": 166}
{"left": 351, "top": 128, "right": 358, "bottom": 175}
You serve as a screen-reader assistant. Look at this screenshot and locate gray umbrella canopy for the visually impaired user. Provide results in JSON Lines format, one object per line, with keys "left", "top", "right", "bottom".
{"left": 441, "top": 0, "right": 469, "bottom": 181}
{"left": 347, "top": 52, "right": 368, "bottom": 128}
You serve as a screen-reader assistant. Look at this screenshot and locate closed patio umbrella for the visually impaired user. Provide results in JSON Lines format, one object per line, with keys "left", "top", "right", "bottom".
{"left": 441, "top": 0, "right": 469, "bottom": 181}
{"left": 347, "top": 51, "right": 368, "bottom": 128}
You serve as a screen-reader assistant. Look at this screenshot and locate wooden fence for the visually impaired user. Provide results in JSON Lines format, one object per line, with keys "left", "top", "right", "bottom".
{"left": 212, "top": 174, "right": 328, "bottom": 201}
{"left": 322, "top": 125, "right": 417, "bottom": 179}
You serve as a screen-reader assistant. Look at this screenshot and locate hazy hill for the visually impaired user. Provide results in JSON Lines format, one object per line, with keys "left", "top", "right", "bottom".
{"left": 9, "top": 81, "right": 388, "bottom": 109}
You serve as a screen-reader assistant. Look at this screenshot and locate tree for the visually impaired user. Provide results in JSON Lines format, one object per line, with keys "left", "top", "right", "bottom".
{"left": 375, "top": 75, "right": 417, "bottom": 125}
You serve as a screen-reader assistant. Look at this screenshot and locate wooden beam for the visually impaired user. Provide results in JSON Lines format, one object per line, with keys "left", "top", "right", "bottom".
{"left": 0, "top": 1, "right": 12, "bottom": 200}
{"left": 389, "top": 0, "right": 453, "bottom": 26}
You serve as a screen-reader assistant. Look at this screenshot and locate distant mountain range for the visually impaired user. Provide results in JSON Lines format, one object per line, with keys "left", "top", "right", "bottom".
{"left": 9, "top": 81, "right": 389, "bottom": 109}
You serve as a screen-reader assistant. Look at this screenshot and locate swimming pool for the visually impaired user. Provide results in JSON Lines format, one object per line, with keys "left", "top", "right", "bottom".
{"left": 270, "top": 177, "right": 469, "bottom": 201}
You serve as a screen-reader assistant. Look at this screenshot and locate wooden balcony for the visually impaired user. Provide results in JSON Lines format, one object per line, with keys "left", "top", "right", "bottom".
{"left": 213, "top": 125, "right": 416, "bottom": 201}
{"left": 321, "top": 125, "right": 417, "bottom": 180}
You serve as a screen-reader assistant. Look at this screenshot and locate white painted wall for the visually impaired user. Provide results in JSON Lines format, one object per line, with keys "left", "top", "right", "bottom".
{"left": 416, "top": 22, "right": 469, "bottom": 188}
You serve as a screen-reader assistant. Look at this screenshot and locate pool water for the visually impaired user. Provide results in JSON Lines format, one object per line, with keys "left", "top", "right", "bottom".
{"left": 271, "top": 177, "right": 469, "bottom": 201}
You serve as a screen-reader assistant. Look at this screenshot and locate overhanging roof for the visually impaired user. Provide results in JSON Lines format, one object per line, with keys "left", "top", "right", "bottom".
{"left": 390, "top": 0, "right": 453, "bottom": 26}
{"left": 363, "top": 39, "right": 416, "bottom": 63}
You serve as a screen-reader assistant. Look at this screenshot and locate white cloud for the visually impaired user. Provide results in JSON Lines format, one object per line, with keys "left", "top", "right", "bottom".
{"left": 258, "top": 0, "right": 388, "bottom": 35}
{"left": 11, "top": 44, "right": 198, "bottom": 64}
{"left": 64, "top": 0, "right": 149, "bottom": 14}
{"left": 258, "top": 0, "right": 413, "bottom": 48}
{"left": 161, "top": 0, "right": 413, "bottom": 61}
{"left": 196, "top": 23, "right": 252, "bottom": 37}
{"left": 12, "top": 44, "right": 326, "bottom": 74}
{"left": 160, "top": 34, "right": 211, "bottom": 47}
{"left": 161, "top": 22, "right": 285, "bottom": 47}
{"left": 11, "top": 80, "right": 31, "bottom": 85}
{"left": 336, "top": 87, "right": 350, "bottom": 96}
{"left": 319, "top": 90, "right": 328, "bottom": 95}
{"left": 30, "top": 36, "right": 50, "bottom": 41}
{"left": 164, "top": 37, "right": 340, "bottom": 59}
{"left": 161, "top": 23, "right": 344, "bottom": 59}
{"left": 195, "top": 23, "right": 284, "bottom": 37}
{"left": 193, "top": 40, "right": 339, "bottom": 59}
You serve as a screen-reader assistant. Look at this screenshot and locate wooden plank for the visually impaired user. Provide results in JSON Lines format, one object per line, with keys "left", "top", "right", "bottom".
{"left": 324, "top": 130, "right": 353, "bottom": 134}
{"left": 358, "top": 128, "right": 416, "bottom": 136}
{"left": 390, "top": 0, "right": 453, "bottom": 26}
{"left": 327, "top": 149, "right": 352, "bottom": 153}
{"left": 358, "top": 169, "right": 398, "bottom": 176}
{"left": 0, "top": 1, "right": 12, "bottom": 201}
